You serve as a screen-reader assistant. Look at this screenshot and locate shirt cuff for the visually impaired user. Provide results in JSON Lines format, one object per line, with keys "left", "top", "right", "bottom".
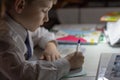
{"left": 53, "top": 58, "right": 70, "bottom": 79}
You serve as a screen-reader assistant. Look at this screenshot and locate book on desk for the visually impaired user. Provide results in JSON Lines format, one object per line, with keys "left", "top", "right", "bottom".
{"left": 55, "top": 29, "right": 102, "bottom": 45}
{"left": 100, "top": 12, "right": 120, "bottom": 22}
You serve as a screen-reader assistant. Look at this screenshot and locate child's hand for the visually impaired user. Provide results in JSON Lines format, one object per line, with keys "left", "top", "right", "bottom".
{"left": 40, "top": 41, "right": 61, "bottom": 61}
{"left": 65, "top": 52, "right": 84, "bottom": 69}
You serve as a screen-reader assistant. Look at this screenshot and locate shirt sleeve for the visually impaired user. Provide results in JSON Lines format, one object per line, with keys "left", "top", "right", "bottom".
{"left": 31, "top": 27, "right": 57, "bottom": 49}
{"left": 0, "top": 36, "right": 70, "bottom": 80}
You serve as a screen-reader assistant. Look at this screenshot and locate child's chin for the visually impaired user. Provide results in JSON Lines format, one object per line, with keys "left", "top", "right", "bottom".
{"left": 29, "top": 28, "right": 37, "bottom": 32}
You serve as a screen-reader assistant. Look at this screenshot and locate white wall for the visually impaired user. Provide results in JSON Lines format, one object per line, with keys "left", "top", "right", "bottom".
{"left": 57, "top": 7, "right": 120, "bottom": 24}
{"left": 57, "top": 8, "right": 80, "bottom": 24}
{"left": 80, "top": 7, "right": 120, "bottom": 23}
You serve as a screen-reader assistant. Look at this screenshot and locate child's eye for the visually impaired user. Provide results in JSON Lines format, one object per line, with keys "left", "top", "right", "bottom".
{"left": 42, "top": 9, "right": 48, "bottom": 13}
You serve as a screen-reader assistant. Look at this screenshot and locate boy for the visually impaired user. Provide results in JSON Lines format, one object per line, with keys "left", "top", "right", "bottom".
{"left": 0, "top": 0, "right": 84, "bottom": 80}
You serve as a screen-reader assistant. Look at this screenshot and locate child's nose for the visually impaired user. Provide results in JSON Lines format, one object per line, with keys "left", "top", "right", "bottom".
{"left": 44, "top": 14, "right": 49, "bottom": 22}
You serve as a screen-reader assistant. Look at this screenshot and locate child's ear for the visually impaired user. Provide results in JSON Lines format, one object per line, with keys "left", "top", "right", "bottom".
{"left": 14, "top": 0, "right": 25, "bottom": 14}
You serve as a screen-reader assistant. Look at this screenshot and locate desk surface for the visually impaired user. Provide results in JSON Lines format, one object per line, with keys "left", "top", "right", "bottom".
{"left": 55, "top": 24, "right": 120, "bottom": 80}
{"left": 59, "top": 43, "right": 120, "bottom": 80}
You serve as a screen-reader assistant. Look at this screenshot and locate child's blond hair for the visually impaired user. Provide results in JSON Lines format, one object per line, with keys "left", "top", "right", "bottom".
{"left": 0, "top": 0, "right": 57, "bottom": 18}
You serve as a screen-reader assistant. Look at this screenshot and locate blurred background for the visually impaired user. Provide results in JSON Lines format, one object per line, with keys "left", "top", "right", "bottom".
{"left": 43, "top": 0, "right": 120, "bottom": 30}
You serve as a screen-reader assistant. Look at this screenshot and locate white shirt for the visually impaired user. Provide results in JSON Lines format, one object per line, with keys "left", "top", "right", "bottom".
{"left": 0, "top": 15, "right": 70, "bottom": 80}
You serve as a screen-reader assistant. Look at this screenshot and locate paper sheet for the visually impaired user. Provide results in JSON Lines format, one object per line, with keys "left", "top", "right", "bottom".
{"left": 106, "top": 20, "right": 120, "bottom": 45}
{"left": 61, "top": 68, "right": 86, "bottom": 79}
{"left": 58, "top": 45, "right": 86, "bottom": 79}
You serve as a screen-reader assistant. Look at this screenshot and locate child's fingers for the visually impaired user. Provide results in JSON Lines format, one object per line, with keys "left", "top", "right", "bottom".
{"left": 39, "top": 55, "right": 44, "bottom": 60}
{"left": 46, "top": 55, "right": 51, "bottom": 61}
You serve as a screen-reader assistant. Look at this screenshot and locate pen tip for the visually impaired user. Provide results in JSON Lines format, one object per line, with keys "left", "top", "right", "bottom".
{"left": 78, "top": 39, "right": 80, "bottom": 43}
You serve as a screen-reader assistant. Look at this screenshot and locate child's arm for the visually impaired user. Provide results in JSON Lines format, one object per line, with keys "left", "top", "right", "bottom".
{"left": 31, "top": 27, "right": 61, "bottom": 61}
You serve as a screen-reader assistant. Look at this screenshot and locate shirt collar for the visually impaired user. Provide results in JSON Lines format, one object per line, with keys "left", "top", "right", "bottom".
{"left": 5, "top": 14, "right": 27, "bottom": 41}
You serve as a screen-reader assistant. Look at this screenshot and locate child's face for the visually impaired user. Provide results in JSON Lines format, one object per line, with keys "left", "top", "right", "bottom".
{"left": 20, "top": 0, "right": 53, "bottom": 31}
